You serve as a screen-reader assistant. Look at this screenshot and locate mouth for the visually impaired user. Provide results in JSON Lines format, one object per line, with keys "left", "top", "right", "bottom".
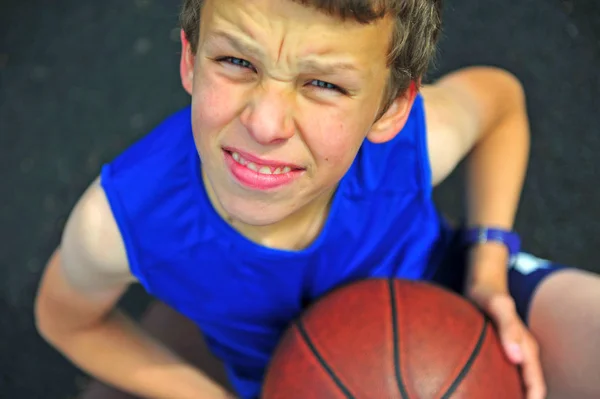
{"left": 224, "top": 147, "right": 303, "bottom": 173}
{"left": 222, "top": 148, "right": 304, "bottom": 190}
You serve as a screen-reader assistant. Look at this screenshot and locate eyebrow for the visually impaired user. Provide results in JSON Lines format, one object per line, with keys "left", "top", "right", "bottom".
{"left": 207, "top": 30, "right": 361, "bottom": 75}
{"left": 297, "top": 58, "right": 360, "bottom": 75}
{"left": 207, "top": 30, "right": 265, "bottom": 60}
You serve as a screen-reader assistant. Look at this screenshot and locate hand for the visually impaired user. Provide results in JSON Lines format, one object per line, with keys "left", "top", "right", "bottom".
{"left": 468, "top": 286, "right": 546, "bottom": 399}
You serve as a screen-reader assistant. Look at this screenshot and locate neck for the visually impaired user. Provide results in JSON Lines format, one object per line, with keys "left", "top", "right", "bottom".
{"left": 203, "top": 173, "right": 336, "bottom": 251}
{"left": 235, "top": 191, "right": 334, "bottom": 250}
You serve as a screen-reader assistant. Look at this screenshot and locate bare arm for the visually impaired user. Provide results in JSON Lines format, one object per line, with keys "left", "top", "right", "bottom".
{"left": 35, "top": 178, "right": 234, "bottom": 399}
{"left": 423, "top": 66, "right": 529, "bottom": 292}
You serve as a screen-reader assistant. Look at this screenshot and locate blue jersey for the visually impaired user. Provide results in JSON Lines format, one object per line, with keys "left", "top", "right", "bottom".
{"left": 101, "top": 94, "right": 453, "bottom": 398}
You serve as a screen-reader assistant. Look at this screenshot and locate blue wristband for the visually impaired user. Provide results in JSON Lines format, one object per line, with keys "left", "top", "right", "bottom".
{"left": 462, "top": 226, "right": 521, "bottom": 262}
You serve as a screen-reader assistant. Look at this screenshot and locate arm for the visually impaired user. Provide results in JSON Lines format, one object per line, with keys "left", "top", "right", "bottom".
{"left": 423, "top": 66, "right": 529, "bottom": 294}
{"left": 35, "top": 178, "right": 234, "bottom": 399}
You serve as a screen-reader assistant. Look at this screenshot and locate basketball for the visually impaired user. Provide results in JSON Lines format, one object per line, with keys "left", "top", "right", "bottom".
{"left": 262, "top": 278, "right": 524, "bottom": 398}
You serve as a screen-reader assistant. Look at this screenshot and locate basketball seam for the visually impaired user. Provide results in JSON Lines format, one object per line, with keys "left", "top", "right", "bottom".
{"left": 296, "top": 320, "right": 356, "bottom": 399}
{"left": 440, "top": 316, "right": 489, "bottom": 399}
{"left": 389, "top": 279, "right": 410, "bottom": 399}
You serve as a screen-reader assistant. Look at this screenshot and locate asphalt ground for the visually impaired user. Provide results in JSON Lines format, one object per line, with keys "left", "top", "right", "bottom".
{"left": 1, "top": 0, "right": 599, "bottom": 398}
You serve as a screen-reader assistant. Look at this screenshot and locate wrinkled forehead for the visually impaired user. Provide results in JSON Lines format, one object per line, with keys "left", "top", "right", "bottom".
{"left": 198, "top": 0, "right": 394, "bottom": 65}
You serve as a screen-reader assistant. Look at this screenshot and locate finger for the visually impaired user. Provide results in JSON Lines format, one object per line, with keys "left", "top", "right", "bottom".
{"left": 485, "top": 296, "right": 525, "bottom": 364}
{"left": 520, "top": 335, "right": 546, "bottom": 399}
{"left": 500, "top": 323, "right": 525, "bottom": 364}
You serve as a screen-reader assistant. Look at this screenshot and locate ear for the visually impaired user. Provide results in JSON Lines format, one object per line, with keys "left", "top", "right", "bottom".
{"left": 366, "top": 81, "right": 419, "bottom": 144}
{"left": 180, "top": 29, "right": 196, "bottom": 95}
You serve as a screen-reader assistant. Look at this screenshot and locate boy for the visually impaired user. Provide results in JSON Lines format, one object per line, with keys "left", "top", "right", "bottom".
{"left": 35, "top": 0, "right": 600, "bottom": 398}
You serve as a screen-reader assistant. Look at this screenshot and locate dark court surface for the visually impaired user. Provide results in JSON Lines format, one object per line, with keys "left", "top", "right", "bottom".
{"left": 1, "top": 0, "right": 599, "bottom": 398}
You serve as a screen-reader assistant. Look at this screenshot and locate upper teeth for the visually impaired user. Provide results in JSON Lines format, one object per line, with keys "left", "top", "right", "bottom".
{"left": 231, "top": 152, "right": 291, "bottom": 175}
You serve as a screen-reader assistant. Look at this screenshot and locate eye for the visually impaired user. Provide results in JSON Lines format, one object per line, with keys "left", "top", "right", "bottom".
{"left": 216, "top": 56, "right": 257, "bottom": 72}
{"left": 308, "top": 79, "right": 347, "bottom": 95}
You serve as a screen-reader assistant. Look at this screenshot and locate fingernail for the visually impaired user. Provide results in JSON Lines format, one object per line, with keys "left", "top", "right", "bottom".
{"left": 507, "top": 343, "right": 523, "bottom": 362}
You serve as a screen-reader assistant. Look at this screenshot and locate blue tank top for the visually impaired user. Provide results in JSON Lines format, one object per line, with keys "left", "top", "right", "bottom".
{"left": 101, "top": 94, "right": 452, "bottom": 398}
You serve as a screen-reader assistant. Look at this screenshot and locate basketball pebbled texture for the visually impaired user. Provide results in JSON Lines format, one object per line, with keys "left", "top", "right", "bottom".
{"left": 262, "top": 278, "right": 524, "bottom": 399}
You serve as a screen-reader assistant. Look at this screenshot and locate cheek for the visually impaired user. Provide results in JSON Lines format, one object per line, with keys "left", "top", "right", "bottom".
{"left": 191, "top": 71, "right": 241, "bottom": 135}
{"left": 304, "top": 113, "right": 368, "bottom": 168}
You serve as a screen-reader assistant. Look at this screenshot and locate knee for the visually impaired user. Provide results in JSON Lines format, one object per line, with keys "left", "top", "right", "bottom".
{"left": 529, "top": 270, "right": 600, "bottom": 398}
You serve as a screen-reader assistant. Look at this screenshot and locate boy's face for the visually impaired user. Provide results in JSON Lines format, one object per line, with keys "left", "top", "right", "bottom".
{"left": 181, "top": 0, "right": 415, "bottom": 226}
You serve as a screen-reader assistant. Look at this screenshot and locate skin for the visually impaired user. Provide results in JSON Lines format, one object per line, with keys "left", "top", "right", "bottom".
{"left": 34, "top": 1, "right": 552, "bottom": 398}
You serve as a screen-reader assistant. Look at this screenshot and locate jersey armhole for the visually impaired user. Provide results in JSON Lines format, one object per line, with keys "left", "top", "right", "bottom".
{"left": 100, "top": 164, "right": 151, "bottom": 291}
{"left": 414, "top": 93, "right": 434, "bottom": 194}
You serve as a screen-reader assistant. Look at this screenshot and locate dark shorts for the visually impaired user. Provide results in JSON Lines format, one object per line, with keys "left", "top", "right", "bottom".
{"left": 432, "top": 237, "right": 570, "bottom": 325}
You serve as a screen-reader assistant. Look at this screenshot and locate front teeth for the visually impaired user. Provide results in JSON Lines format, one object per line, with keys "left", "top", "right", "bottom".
{"left": 259, "top": 166, "right": 272, "bottom": 175}
{"left": 231, "top": 152, "right": 292, "bottom": 175}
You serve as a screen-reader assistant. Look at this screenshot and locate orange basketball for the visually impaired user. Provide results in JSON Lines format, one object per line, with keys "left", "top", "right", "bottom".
{"left": 262, "top": 278, "right": 524, "bottom": 398}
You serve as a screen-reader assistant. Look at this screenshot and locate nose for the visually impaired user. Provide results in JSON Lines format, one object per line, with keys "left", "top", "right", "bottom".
{"left": 240, "top": 81, "right": 295, "bottom": 145}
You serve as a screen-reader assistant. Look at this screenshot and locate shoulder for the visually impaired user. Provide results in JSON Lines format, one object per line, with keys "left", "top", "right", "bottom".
{"left": 422, "top": 67, "right": 526, "bottom": 185}
{"left": 97, "top": 105, "right": 210, "bottom": 282}
{"left": 100, "top": 105, "right": 199, "bottom": 237}
{"left": 60, "top": 177, "right": 134, "bottom": 290}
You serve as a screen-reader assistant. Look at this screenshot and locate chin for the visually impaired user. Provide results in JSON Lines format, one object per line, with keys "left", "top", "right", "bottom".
{"left": 219, "top": 195, "right": 293, "bottom": 227}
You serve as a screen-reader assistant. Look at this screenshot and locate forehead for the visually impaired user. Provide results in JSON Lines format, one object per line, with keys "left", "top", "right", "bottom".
{"left": 199, "top": 0, "right": 394, "bottom": 66}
